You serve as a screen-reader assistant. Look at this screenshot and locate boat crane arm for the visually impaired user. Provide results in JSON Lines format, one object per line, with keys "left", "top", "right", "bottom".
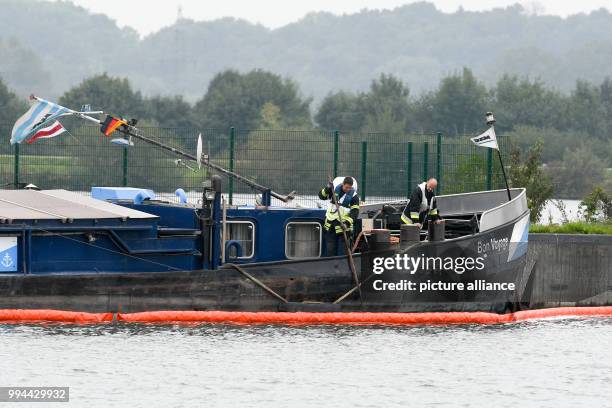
{"left": 29, "top": 95, "right": 295, "bottom": 203}
{"left": 116, "top": 125, "right": 296, "bottom": 203}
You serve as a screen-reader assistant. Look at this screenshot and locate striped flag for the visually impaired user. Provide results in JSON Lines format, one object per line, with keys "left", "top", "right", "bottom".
{"left": 26, "top": 120, "right": 66, "bottom": 144}
{"left": 11, "top": 98, "right": 70, "bottom": 144}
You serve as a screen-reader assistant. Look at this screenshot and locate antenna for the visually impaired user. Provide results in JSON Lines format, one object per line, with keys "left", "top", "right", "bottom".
{"left": 196, "top": 133, "right": 202, "bottom": 169}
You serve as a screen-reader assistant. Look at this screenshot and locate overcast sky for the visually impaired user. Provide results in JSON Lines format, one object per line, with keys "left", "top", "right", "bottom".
{"left": 49, "top": 0, "right": 612, "bottom": 36}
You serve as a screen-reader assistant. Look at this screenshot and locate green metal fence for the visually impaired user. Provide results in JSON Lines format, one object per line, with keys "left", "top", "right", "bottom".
{"left": 0, "top": 123, "right": 508, "bottom": 206}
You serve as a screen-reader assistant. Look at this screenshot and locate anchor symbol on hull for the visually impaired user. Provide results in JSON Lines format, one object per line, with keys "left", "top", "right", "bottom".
{"left": 1, "top": 252, "right": 13, "bottom": 268}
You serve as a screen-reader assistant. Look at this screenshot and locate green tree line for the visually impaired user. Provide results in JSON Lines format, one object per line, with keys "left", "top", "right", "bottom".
{"left": 1, "top": 68, "right": 610, "bottom": 199}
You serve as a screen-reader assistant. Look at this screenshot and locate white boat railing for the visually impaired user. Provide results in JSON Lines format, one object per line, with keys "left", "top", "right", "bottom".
{"left": 479, "top": 188, "right": 528, "bottom": 231}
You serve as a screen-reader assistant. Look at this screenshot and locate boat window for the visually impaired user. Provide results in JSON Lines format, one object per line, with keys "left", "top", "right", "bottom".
{"left": 285, "top": 222, "right": 322, "bottom": 259}
{"left": 227, "top": 221, "right": 255, "bottom": 259}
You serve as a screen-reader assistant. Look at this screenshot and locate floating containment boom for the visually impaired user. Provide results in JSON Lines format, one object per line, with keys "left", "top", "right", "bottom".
{"left": 0, "top": 307, "right": 611, "bottom": 325}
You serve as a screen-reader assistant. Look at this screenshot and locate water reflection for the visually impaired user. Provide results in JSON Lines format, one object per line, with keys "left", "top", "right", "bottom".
{"left": 1, "top": 316, "right": 610, "bottom": 337}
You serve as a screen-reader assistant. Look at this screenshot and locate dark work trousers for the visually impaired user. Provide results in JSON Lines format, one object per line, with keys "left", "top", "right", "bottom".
{"left": 324, "top": 227, "right": 352, "bottom": 256}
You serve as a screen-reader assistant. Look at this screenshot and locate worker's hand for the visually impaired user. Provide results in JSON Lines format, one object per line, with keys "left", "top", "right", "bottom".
{"left": 434, "top": 220, "right": 442, "bottom": 224}
{"left": 415, "top": 223, "right": 422, "bottom": 229}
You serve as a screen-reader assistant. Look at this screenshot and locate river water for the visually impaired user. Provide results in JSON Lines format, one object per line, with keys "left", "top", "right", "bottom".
{"left": 1, "top": 318, "right": 610, "bottom": 407}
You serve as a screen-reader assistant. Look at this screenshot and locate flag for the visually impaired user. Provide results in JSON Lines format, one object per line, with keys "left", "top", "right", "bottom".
{"left": 470, "top": 127, "right": 498, "bottom": 150}
{"left": 11, "top": 98, "right": 70, "bottom": 144}
{"left": 25, "top": 121, "right": 66, "bottom": 144}
{"left": 100, "top": 115, "right": 127, "bottom": 136}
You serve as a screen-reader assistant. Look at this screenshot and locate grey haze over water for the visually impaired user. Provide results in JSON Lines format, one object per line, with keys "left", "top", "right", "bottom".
{"left": 5, "top": 1, "right": 612, "bottom": 102}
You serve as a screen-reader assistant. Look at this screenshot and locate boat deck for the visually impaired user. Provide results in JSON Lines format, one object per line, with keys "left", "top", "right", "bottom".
{"left": 0, "top": 189, "right": 156, "bottom": 221}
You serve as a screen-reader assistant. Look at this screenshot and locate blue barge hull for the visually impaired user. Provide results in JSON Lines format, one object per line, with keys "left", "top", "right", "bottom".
{"left": 0, "top": 186, "right": 582, "bottom": 314}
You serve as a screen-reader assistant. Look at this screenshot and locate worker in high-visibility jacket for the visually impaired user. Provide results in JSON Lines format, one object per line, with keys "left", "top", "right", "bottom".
{"left": 318, "top": 176, "right": 360, "bottom": 256}
{"left": 401, "top": 178, "right": 442, "bottom": 228}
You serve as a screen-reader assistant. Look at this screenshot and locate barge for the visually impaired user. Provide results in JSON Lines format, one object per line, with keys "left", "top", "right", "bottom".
{"left": 2, "top": 98, "right": 609, "bottom": 318}
{"left": 0, "top": 181, "right": 533, "bottom": 314}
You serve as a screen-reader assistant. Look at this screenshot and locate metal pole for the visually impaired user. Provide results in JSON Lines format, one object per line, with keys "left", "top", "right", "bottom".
{"left": 13, "top": 144, "right": 19, "bottom": 189}
{"left": 222, "top": 263, "right": 288, "bottom": 303}
{"left": 436, "top": 132, "right": 442, "bottom": 193}
{"left": 122, "top": 145, "right": 128, "bottom": 187}
{"left": 486, "top": 148, "right": 493, "bottom": 190}
{"left": 497, "top": 149, "right": 512, "bottom": 201}
{"left": 407, "top": 142, "right": 413, "bottom": 195}
{"left": 114, "top": 126, "right": 293, "bottom": 202}
{"left": 327, "top": 175, "right": 361, "bottom": 300}
{"left": 221, "top": 196, "right": 227, "bottom": 264}
{"left": 27, "top": 96, "right": 295, "bottom": 200}
{"left": 229, "top": 127, "right": 235, "bottom": 205}
{"left": 333, "top": 130, "right": 339, "bottom": 178}
{"left": 360, "top": 141, "right": 367, "bottom": 201}
{"left": 422, "top": 142, "right": 429, "bottom": 182}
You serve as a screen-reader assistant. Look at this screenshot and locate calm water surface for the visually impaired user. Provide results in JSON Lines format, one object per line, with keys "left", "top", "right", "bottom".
{"left": 1, "top": 318, "right": 610, "bottom": 407}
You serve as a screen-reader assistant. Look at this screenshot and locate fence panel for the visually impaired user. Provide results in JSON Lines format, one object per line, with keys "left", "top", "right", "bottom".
{"left": 0, "top": 123, "right": 510, "bottom": 206}
{"left": 0, "top": 123, "right": 14, "bottom": 188}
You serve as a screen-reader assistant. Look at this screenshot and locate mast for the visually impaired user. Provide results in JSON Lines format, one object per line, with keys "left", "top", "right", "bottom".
{"left": 115, "top": 126, "right": 295, "bottom": 204}
{"left": 28, "top": 96, "right": 294, "bottom": 204}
